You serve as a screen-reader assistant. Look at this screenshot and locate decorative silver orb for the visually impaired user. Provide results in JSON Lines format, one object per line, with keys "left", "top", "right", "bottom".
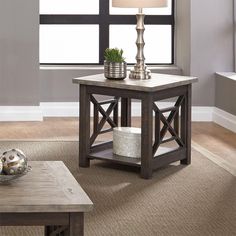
{"left": 0, "top": 159, "right": 3, "bottom": 174}
{"left": 1, "top": 149, "right": 28, "bottom": 175}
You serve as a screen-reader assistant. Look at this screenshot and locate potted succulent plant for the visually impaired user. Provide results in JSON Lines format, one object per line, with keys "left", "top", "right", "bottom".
{"left": 104, "top": 48, "right": 127, "bottom": 80}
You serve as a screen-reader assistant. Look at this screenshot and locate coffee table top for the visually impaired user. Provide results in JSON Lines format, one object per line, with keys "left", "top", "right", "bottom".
{"left": 0, "top": 161, "right": 93, "bottom": 213}
{"left": 73, "top": 73, "right": 198, "bottom": 92}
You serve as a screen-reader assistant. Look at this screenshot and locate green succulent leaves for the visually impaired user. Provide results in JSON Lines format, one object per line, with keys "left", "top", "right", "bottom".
{"left": 104, "top": 48, "right": 125, "bottom": 63}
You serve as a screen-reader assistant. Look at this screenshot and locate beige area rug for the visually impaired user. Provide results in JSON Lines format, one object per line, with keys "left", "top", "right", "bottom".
{"left": 0, "top": 141, "right": 235, "bottom": 236}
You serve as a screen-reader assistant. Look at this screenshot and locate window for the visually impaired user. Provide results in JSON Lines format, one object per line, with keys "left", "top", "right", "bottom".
{"left": 40, "top": 0, "right": 175, "bottom": 65}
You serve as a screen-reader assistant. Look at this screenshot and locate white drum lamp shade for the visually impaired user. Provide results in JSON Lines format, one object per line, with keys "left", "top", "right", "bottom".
{"left": 112, "top": 0, "right": 168, "bottom": 8}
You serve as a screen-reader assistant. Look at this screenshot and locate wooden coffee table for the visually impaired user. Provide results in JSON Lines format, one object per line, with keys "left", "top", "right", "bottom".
{"left": 0, "top": 161, "right": 93, "bottom": 236}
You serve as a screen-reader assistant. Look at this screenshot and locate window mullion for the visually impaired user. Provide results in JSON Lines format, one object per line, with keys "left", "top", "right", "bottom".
{"left": 99, "top": 0, "right": 110, "bottom": 64}
{"left": 40, "top": 15, "right": 100, "bottom": 24}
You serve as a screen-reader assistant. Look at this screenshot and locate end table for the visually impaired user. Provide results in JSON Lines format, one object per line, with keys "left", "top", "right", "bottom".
{"left": 73, "top": 73, "right": 198, "bottom": 179}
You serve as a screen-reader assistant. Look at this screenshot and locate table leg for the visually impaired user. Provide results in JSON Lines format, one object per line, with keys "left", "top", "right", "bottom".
{"left": 181, "top": 84, "right": 192, "bottom": 165}
{"left": 141, "top": 95, "right": 153, "bottom": 179}
{"left": 79, "top": 85, "right": 90, "bottom": 167}
{"left": 44, "top": 225, "right": 68, "bottom": 236}
{"left": 113, "top": 97, "right": 119, "bottom": 126}
{"left": 44, "top": 213, "right": 84, "bottom": 236}
{"left": 121, "top": 97, "right": 131, "bottom": 126}
{"left": 44, "top": 226, "right": 51, "bottom": 236}
{"left": 69, "top": 213, "right": 84, "bottom": 236}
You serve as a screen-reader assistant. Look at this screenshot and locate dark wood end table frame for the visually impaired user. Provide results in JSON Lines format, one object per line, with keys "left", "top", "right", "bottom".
{"left": 0, "top": 212, "right": 83, "bottom": 236}
{"left": 78, "top": 80, "right": 193, "bottom": 179}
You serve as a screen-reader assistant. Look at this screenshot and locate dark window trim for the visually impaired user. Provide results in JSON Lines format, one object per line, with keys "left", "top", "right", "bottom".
{"left": 40, "top": 0, "right": 175, "bottom": 65}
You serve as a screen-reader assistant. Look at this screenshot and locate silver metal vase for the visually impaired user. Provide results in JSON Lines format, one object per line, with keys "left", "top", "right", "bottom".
{"left": 104, "top": 61, "right": 127, "bottom": 80}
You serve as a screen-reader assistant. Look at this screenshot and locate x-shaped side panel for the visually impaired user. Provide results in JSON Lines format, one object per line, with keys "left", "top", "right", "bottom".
{"left": 153, "top": 96, "right": 185, "bottom": 155}
{"left": 90, "top": 95, "right": 118, "bottom": 146}
{"left": 91, "top": 95, "right": 117, "bottom": 128}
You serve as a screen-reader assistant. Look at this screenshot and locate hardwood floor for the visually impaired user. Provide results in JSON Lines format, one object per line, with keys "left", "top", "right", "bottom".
{"left": 0, "top": 118, "right": 235, "bottom": 173}
{"left": 0, "top": 118, "right": 79, "bottom": 141}
{"left": 192, "top": 122, "right": 236, "bottom": 166}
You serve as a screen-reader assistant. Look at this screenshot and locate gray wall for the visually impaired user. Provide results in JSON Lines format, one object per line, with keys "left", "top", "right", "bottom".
{"left": 190, "top": 0, "right": 234, "bottom": 106}
{"left": 0, "top": 0, "right": 39, "bottom": 106}
{"left": 175, "top": 0, "right": 191, "bottom": 76}
{"left": 40, "top": 67, "right": 181, "bottom": 102}
{"left": 40, "top": 69, "right": 102, "bottom": 102}
{"left": 0, "top": 0, "right": 234, "bottom": 107}
{"left": 176, "top": 0, "right": 234, "bottom": 106}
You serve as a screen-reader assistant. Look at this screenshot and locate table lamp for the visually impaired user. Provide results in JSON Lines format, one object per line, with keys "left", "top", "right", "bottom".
{"left": 112, "top": 0, "right": 168, "bottom": 80}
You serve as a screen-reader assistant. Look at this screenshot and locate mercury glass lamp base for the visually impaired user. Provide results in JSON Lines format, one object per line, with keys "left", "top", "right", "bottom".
{"left": 129, "top": 69, "right": 151, "bottom": 80}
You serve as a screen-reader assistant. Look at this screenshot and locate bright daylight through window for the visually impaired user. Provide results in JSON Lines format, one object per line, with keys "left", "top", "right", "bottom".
{"left": 40, "top": 0, "right": 174, "bottom": 65}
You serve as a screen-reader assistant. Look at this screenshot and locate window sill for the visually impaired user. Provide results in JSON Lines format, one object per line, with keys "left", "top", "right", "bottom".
{"left": 216, "top": 72, "right": 236, "bottom": 81}
{"left": 40, "top": 65, "right": 182, "bottom": 75}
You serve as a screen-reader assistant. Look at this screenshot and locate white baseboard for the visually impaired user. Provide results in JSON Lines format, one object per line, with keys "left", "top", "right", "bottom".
{"left": 1, "top": 103, "right": 235, "bottom": 134}
{"left": 192, "top": 106, "right": 214, "bottom": 122}
{"left": 213, "top": 108, "right": 236, "bottom": 133}
{"left": 0, "top": 106, "right": 43, "bottom": 121}
{"left": 39, "top": 102, "right": 214, "bottom": 122}
{"left": 40, "top": 102, "right": 79, "bottom": 117}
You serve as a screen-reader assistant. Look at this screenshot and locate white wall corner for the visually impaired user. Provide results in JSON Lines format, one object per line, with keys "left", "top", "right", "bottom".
{"left": 0, "top": 106, "right": 43, "bottom": 122}
{"left": 213, "top": 108, "right": 236, "bottom": 133}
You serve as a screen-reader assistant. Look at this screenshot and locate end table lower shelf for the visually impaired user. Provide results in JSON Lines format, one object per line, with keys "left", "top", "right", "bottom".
{"left": 88, "top": 146, "right": 186, "bottom": 170}
{"left": 89, "top": 148, "right": 141, "bottom": 167}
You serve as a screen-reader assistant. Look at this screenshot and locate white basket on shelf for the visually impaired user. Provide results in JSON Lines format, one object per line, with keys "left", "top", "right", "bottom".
{"left": 113, "top": 127, "right": 141, "bottom": 159}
